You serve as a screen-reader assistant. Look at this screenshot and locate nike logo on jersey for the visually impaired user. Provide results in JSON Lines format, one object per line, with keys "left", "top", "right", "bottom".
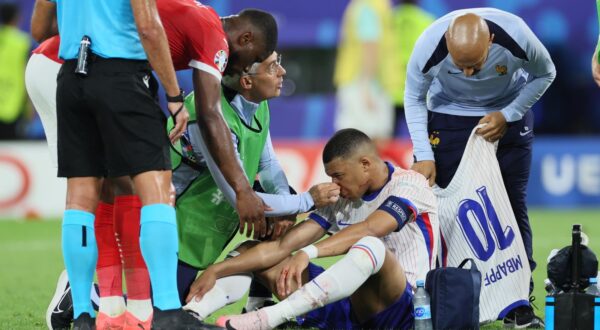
{"left": 447, "top": 70, "right": 462, "bottom": 75}
{"left": 519, "top": 126, "right": 532, "bottom": 136}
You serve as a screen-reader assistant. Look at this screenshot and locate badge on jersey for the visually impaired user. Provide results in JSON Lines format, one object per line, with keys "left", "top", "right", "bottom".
{"left": 429, "top": 131, "right": 440, "bottom": 148}
{"left": 378, "top": 196, "right": 417, "bottom": 232}
{"left": 495, "top": 64, "right": 508, "bottom": 76}
{"left": 214, "top": 50, "right": 228, "bottom": 73}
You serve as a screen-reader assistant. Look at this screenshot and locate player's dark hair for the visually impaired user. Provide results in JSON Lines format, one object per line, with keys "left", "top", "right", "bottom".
{"left": 322, "top": 129, "right": 372, "bottom": 164}
{"left": 238, "top": 9, "right": 278, "bottom": 57}
{"left": 0, "top": 3, "right": 19, "bottom": 25}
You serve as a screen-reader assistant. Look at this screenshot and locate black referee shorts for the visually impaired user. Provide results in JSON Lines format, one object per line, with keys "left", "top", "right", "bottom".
{"left": 56, "top": 58, "right": 171, "bottom": 178}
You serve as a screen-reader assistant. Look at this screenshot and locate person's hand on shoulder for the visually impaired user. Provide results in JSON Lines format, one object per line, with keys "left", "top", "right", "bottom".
{"left": 411, "top": 160, "right": 436, "bottom": 186}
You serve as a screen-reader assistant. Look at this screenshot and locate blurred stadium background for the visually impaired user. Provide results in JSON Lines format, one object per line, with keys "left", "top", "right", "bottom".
{"left": 0, "top": 0, "right": 599, "bottom": 328}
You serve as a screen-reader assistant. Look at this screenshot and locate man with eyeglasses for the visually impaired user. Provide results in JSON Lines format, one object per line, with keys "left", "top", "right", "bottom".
{"left": 168, "top": 51, "right": 341, "bottom": 311}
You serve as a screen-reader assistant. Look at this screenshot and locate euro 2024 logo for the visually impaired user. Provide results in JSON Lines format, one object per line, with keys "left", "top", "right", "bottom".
{"left": 214, "top": 50, "right": 228, "bottom": 73}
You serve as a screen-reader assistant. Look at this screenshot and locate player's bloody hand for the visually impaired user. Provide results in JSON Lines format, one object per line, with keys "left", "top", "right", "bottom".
{"left": 476, "top": 111, "right": 507, "bottom": 142}
{"left": 237, "top": 190, "right": 271, "bottom": 239}
{"left": 277, "top": 252, "right": 309, "bottom": 297}
{"left": 309, "top": 183, "right": 341, "bottom": 208}
{"left": 411, "top": 160, "right": 436, "bottom": 187}
{"left": 186, "top": 267, "right": 217, "bottom": 303}
{"left": 168, "top": 101, "right": 189, "bottom": 144}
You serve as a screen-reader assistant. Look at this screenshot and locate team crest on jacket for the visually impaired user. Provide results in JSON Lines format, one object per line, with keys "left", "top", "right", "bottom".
{"left": 495, "top": 65, "right": 508, "bottom": 76}
{"left": 214, "top": 50, "right": 228, "bottom": 73}
{"left": 429, "top": 131, "right": 440, "bottom": 148}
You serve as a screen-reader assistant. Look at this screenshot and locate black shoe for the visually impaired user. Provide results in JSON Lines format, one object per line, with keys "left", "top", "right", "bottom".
{"left": 502, "top": 304, "right": 545, "bottom": 328}
{"left": 241, "top": 299, "right": 276, "bottom": 314}
{"left": 72, "top": 312, "right": 95, "bottom": 330}
{"left": 152, "top": 307, "right": 224, "bottom": 330}
{"left": 46, "top": 270, "right": 73, "bottom": 330}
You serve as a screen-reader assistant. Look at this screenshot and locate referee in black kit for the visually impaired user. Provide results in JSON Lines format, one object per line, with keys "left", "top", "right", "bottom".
{"left": 47, "top": 0, "right": 219, "bottom": 328}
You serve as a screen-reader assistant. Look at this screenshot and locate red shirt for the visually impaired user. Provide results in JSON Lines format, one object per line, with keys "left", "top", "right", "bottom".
{"left": 157, "top": 0, "right": 229, "bottom": 80}
{"left": 32, "top": 35, "right": 63, "bottom": 64}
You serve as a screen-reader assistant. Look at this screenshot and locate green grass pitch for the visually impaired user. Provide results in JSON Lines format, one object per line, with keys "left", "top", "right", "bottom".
{"left": 1, "top": 209, "right": 599, "bottom": 329}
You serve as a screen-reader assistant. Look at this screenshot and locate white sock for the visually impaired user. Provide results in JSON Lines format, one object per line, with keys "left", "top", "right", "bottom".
{"left": 98, "top": 296, "right": 126, "bottom": 317}
{"left": 263, "top": 236, "right": 385, "bottom": 328}
{"left": 126, "top": 299, "right": 153, "bottom": 321}
{"left": 183, "top": 274, "right": 252, "bottom": 320}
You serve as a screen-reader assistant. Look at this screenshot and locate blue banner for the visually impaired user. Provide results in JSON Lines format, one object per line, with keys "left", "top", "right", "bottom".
{"left": 528, "top": 138, "right": 600, "bottom": 207}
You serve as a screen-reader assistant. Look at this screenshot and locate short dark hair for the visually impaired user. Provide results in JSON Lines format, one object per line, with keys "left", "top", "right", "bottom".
{"left": 0, "top": 3, "right": 19, "bottom": 25}
{"left": 238, "top": 9, "right": 278, "bottom": 58}
{"left": 322, "top": 129, "right": 372, "bottom": 164}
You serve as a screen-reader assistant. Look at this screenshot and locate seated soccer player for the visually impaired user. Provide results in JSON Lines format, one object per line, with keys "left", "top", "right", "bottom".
{"left": 168, "top": 51, "right": 340, "bottom": 303}
{"left": 184, "top": 128, "right": 439, "bottom": 330}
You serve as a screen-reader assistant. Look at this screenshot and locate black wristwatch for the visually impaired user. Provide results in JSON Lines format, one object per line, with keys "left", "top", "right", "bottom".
{"left": 166, "top": 89, "right": 184, "bottom": 103}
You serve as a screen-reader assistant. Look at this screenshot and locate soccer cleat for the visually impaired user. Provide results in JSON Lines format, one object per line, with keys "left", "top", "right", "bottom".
{"left": 46, "top": 270, "right": 73, "bottom": 330}
{"left": 216, "top": 310, "right": 271, "bottom": 330}
{"left": 502, "top": 304, "right": 545, "bottom": 329}
{"left": 123, "top": 311, "right": 152, "bottom": 330}
{"left": 151, "top": 307, "right": 224, "bottom": 330}
{"left": 96, "top": 311, "right": 125, "bottom": 330}
{"left": 73, "top": 312, "right": 96, "bottom": 330}
{"left": 241, "top": 300, "right": 276, "bottom": 314}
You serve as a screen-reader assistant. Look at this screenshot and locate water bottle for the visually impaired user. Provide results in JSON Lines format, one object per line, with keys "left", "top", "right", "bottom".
{"left": 75, "top": 36, "right": 91, "bottom": 76}
{"left": 413, "top": 280, "right": 433, "bottom": 330}
{"left": 544, "top": 278, "right": 558, "bottom": 296}
{"left": 586, "top": 277, "right": 600, "bottom": 296}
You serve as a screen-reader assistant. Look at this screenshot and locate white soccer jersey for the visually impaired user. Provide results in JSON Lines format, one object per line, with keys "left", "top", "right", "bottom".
{"left": 309, "top": 162, "right": 439, "bottom": 288}
{"left": 433, "top": 126, "right": 531, "bottom": 323}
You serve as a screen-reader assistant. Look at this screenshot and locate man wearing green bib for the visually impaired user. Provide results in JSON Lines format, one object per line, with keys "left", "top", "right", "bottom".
{"left": 169, "top": 52, "right": 341, "bottom": 304}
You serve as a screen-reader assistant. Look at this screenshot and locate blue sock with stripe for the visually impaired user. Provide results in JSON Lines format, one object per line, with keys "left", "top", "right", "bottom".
{"left": 62, "top": 209, "right": 97, "bottom": 319}
{"left": 139, "top": 204, "right": 181, "bottom": 310}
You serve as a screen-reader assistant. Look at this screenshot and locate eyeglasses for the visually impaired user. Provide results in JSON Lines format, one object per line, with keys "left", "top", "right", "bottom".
{"left": 245, "top": 54, "right": 282, "bottom": 76}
